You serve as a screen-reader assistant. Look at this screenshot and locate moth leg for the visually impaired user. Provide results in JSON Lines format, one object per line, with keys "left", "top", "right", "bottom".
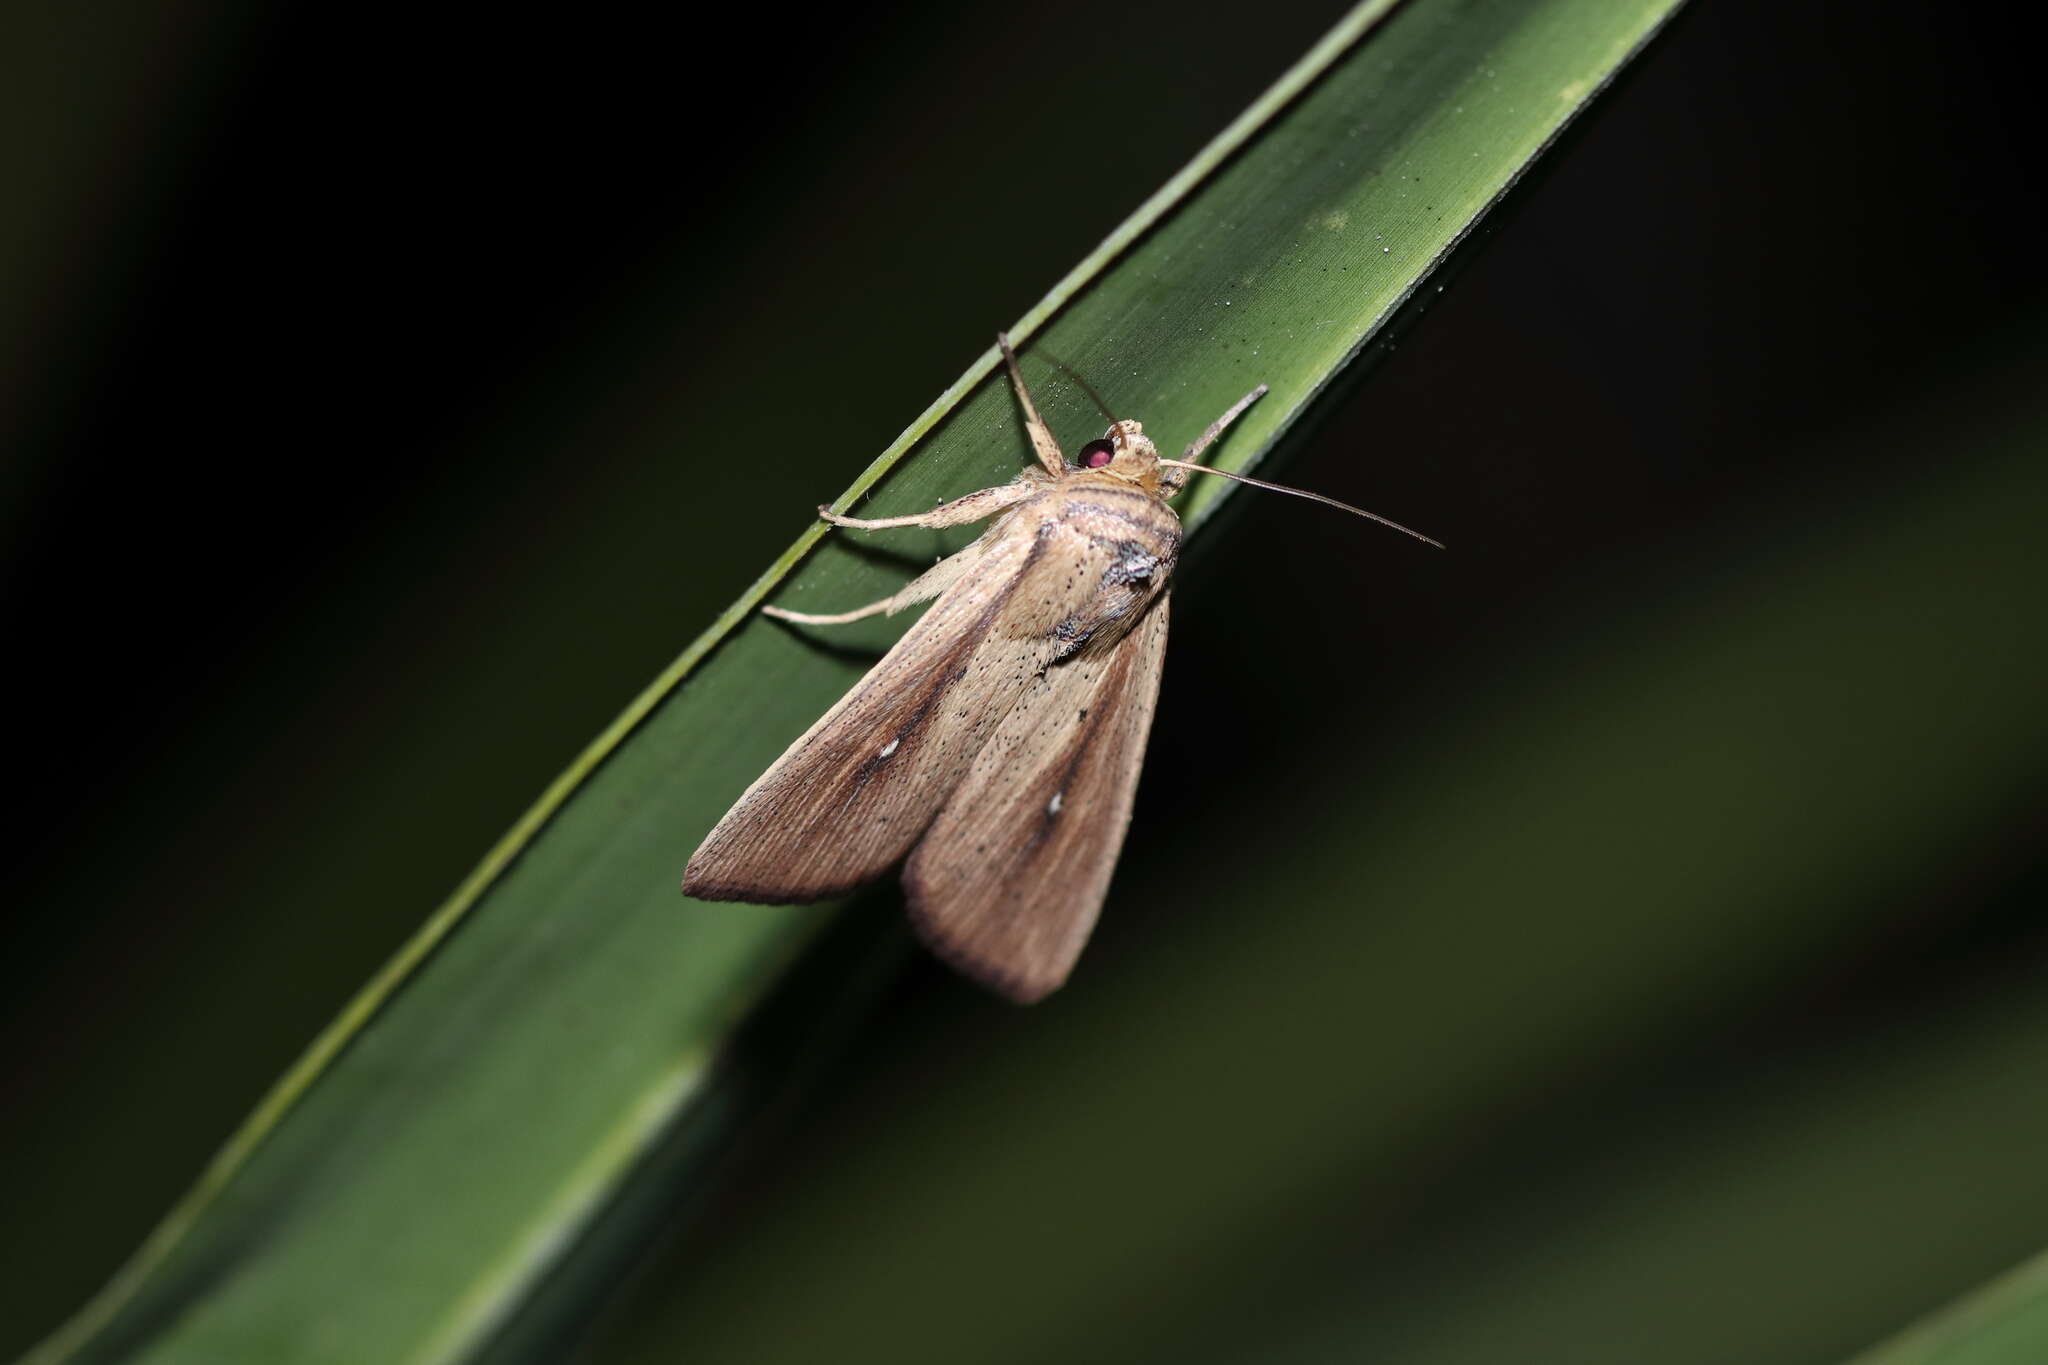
{"left": 998, "top": 331, "right": 1067, "bottom": 478}
{"left": 763, "top": 539, "right": 987, "bottom": 627}
{"left": 1178, "top": 384, "right": 1269, "bottom": 463}
{"left": 820, "top": 476, "right": 1041, "bottom": 531}
{"left": 1159, "top": 386, "right": 1268, "bottom": 498}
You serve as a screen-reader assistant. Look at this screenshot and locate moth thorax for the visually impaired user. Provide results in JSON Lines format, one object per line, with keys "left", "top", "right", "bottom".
{"left": 1105, "top": 419, "right": 1160, "bottom": 481}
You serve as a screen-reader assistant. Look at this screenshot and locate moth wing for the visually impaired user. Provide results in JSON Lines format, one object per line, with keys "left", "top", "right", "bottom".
{"left": 684, "top": 510, "right": 1116, "bottom": 904}
{"left": 903, "top": 590, "right": 1170, "bottom": 1003}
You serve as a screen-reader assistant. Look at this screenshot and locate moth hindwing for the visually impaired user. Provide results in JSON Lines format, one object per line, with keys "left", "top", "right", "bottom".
{"left": 684, "top": 333, "right": 1267, "bottom": 1003}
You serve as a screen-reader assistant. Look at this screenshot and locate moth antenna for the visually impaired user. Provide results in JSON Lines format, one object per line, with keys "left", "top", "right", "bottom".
{"left": 1034, "top": 346, "right": 1117, "bottom": 423}
{"left": 1156, "top": 459, "right": 1445, "bottom": 548}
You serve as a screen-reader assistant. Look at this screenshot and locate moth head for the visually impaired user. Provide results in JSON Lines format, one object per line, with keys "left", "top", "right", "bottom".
{"left": 1074, "top": 419, "right": 1161, "bottom": 489}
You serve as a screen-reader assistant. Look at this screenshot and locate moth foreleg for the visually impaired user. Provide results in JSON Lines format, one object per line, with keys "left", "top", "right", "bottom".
{"left": 997, "top": 332, "right": 1067, "bottom": 478}
{"left": 763, "top": 538, "right": 988, "bottom": 627}
{"left": 819, "top": 476, "right": 1040, "bottom": 531}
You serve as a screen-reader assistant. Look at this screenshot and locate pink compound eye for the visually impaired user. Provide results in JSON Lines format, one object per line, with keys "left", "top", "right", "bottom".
{"left": 1078, "top": 438, "right": 1115, "bottom": 468}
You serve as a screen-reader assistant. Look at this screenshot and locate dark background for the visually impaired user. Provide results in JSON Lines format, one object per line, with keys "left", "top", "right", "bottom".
{"left": 4, "top": 0, "right": 2044, "bottom": 1359}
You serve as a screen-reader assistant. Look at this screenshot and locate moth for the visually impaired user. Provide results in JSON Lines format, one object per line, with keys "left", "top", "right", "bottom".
{"left": 683, "top": 334, "right": 1435, "bottom": 1003}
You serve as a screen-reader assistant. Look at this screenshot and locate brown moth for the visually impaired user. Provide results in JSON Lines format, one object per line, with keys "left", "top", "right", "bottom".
{"left": 683, "top": 333, "right": 1436, "bottom": 1003}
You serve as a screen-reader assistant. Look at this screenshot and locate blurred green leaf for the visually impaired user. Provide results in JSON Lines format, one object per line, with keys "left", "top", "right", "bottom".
{"left": 1851, "top": 1252, "right": 2048, "bottom": 1365}
{"left": 24, "top": 0, "right": 1685, "bottom": 1360}
{"left": 1845, "top": 1249, "right": 2048, "bottom": 1365}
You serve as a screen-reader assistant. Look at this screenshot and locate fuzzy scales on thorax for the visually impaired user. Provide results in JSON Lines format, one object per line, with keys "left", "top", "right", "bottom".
{"left": 998, "top": 473, "right": 1181, "bottom": 663}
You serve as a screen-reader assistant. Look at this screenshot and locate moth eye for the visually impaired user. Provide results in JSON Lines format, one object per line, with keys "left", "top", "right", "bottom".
{"left": 1078, "top": 439, "right": 1115, "bottom": 469}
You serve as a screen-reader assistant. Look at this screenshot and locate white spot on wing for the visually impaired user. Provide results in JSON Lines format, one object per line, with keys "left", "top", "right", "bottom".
{"left": 1047, "top": 791, "right": 1063, "bottom": 817}
{"left": 879, "top": 738, "right": 899, "bottom": 758}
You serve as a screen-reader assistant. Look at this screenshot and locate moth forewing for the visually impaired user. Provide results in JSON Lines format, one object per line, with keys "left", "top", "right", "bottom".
{"left": 681, "top": 521, "right": 1051, "bottom": 903}
{"left": 905, "top": 592, "right": 1171, "bottom": 1003}
{"left": 682, "top": 492, "right": 1167, "bottom": 907}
